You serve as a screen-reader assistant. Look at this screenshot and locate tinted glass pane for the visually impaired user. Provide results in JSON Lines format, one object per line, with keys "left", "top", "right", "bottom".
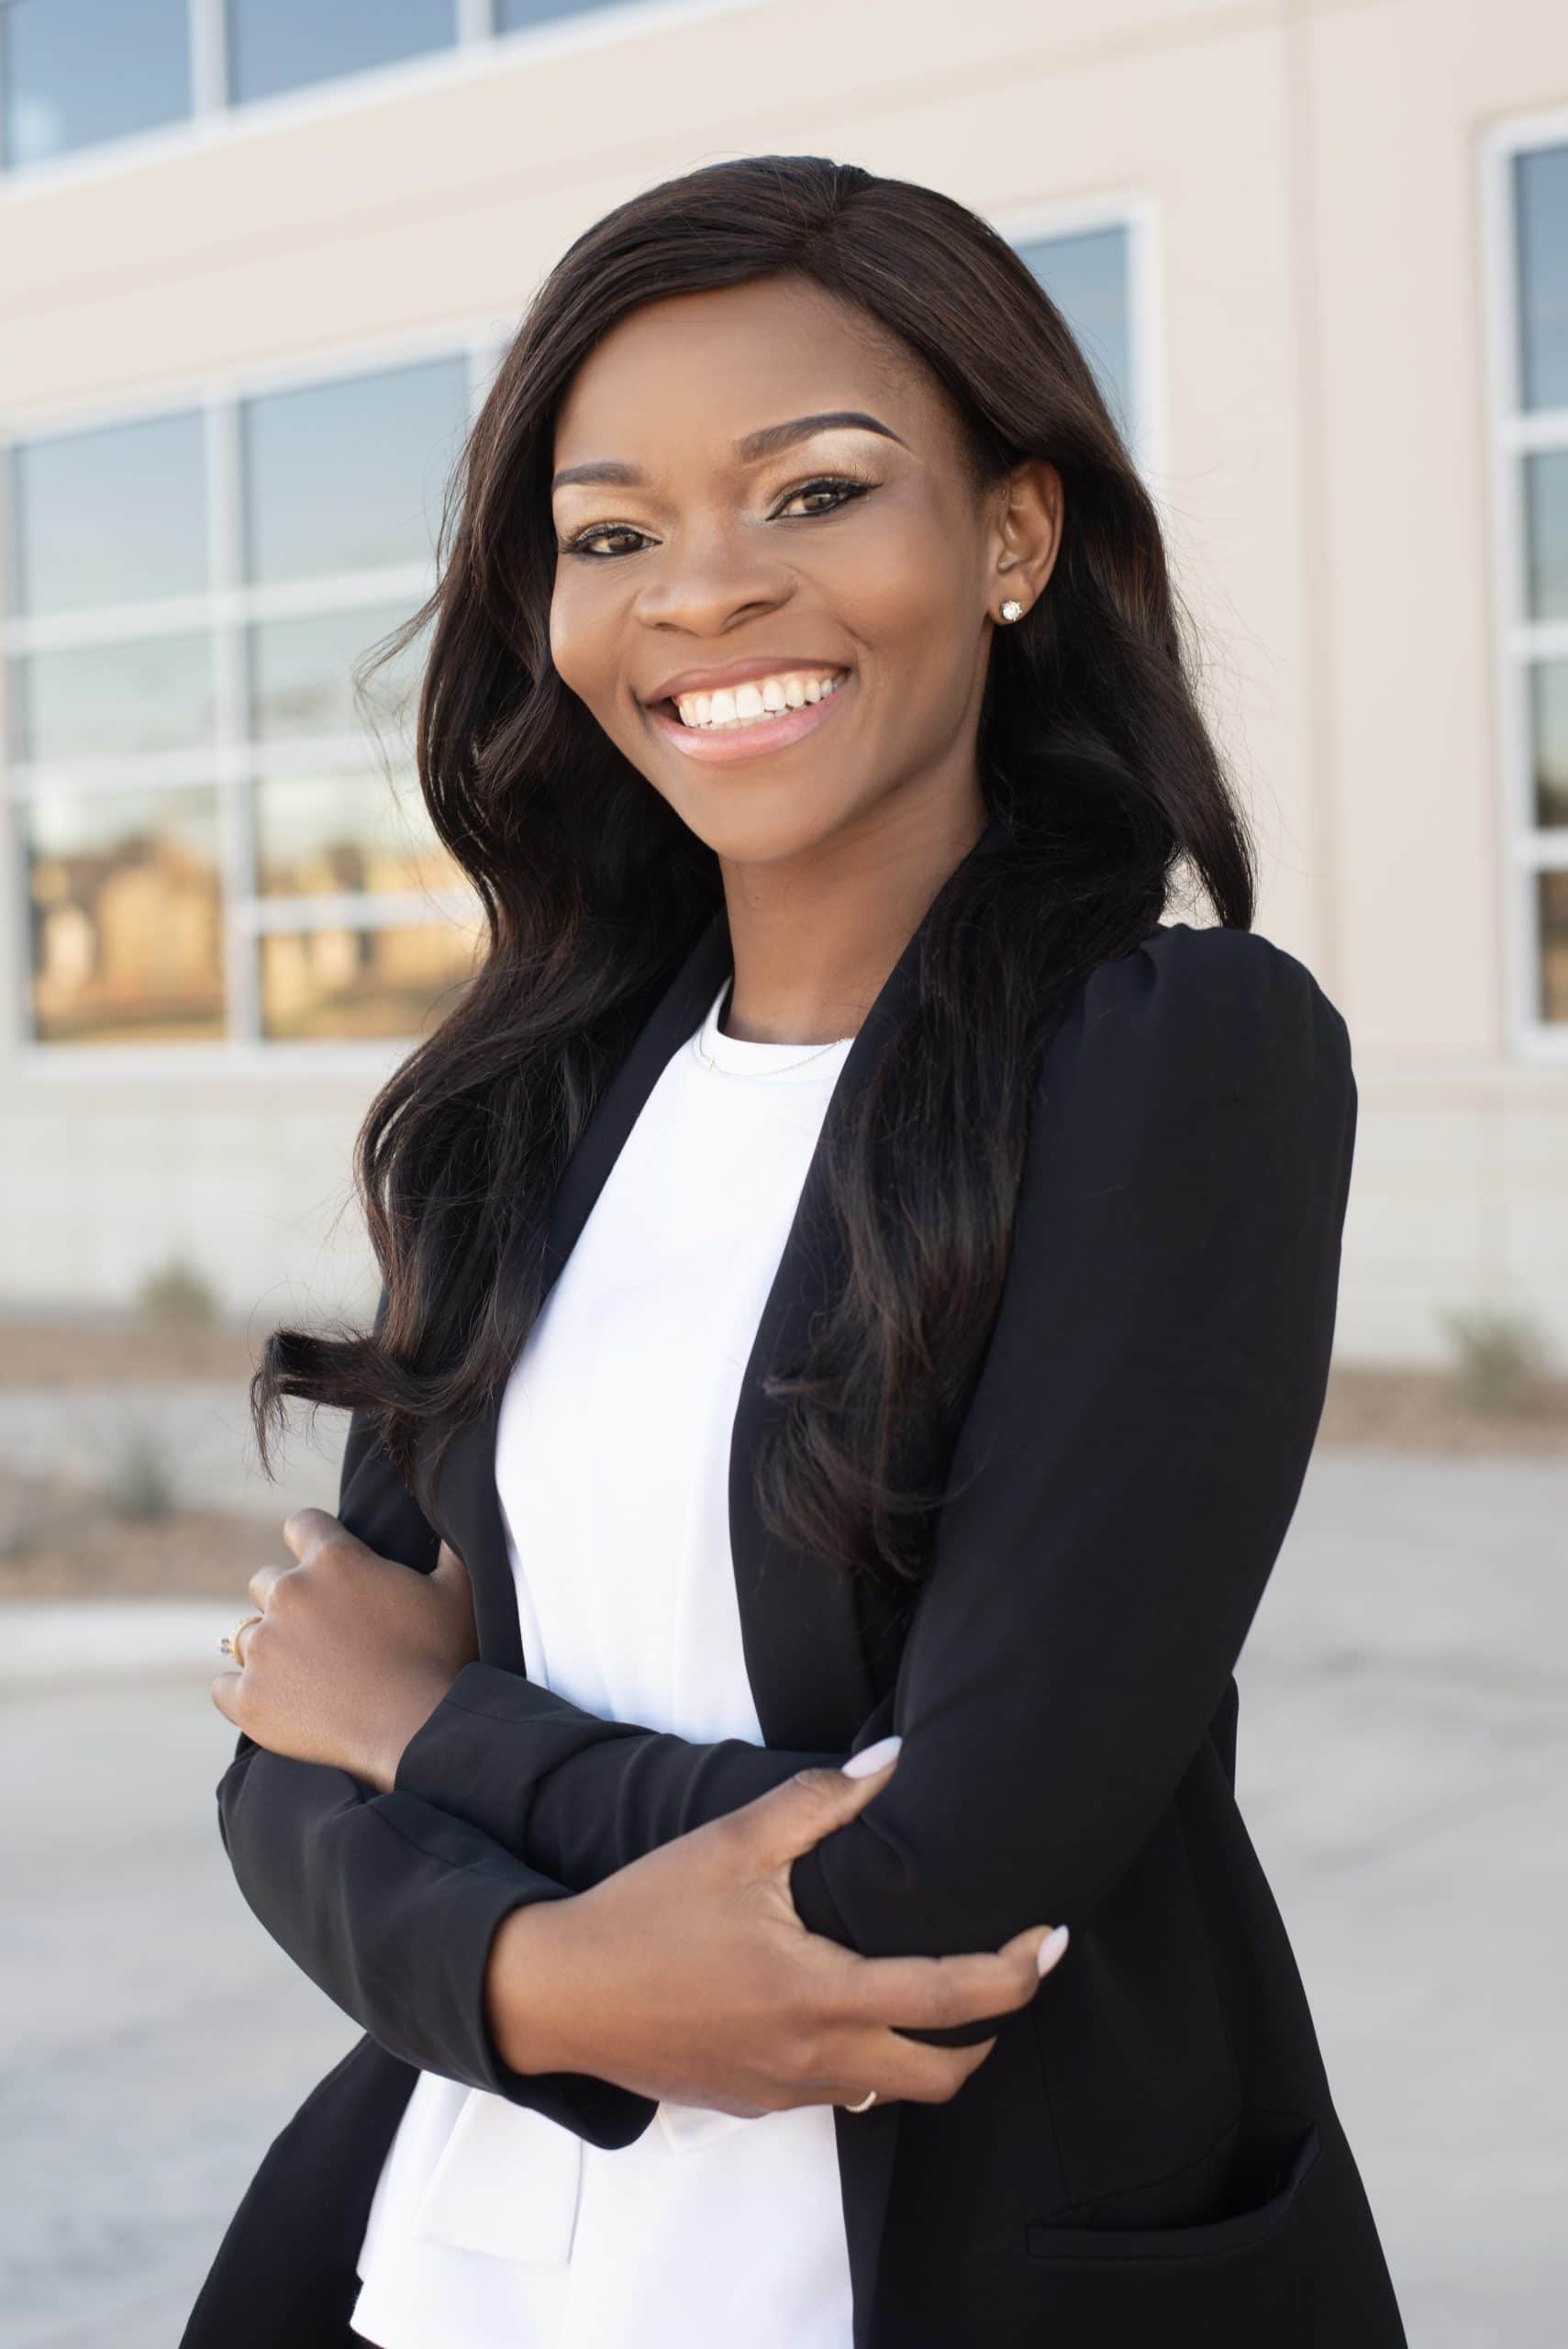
{"left": 226, "top": 0, "right": 455, "bottom": 106}
{"left": 1523, "top": 451, "right": 1568, "bottom": 622}
{"left": 1538, "top": 871, "right": 1568, "bottom": 1024}
{"left": 259, "top": 918, "right": 478, "bottom": 1041}
{"left": 248, "top": 603, "right": 429, "bottom": 743}
{"left": 1017, "top": 225, "right": 1132, "bottom": 440}
{"left": 1515, "top": 144, "right": 1568, "bottom": 414}
{"left": 241, "top": 359, "right": 468, "bottom": 583}
{"left": 26, "top": 787, "right": 225, "bottom": 1042}
{"left": 11, "top": 412, "right": 207, "bottom": 616}
{"left": 1529, "top": 662, "right": 1568, "bottom": 829}
{"left": 496, "top": 1, "right": 626, "bottom": 27}
{"left": 253, "top": 765, "right": 458, "bottom": 898}
{"left": 15, "top": 633, "right": 215, "bottom": 763}
{"left": 2, "top": 0, "right": 190, "bottom": 170}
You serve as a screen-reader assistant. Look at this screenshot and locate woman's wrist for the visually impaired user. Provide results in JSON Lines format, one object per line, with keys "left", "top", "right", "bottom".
{"left": 484, "top": 1898, "right": 583, "bottom": 2077}
{"left": 359, "top": 1670, "right": 458, "bottom": 1794}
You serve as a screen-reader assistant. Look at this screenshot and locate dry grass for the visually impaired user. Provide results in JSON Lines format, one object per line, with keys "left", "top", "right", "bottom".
{"left": 0, "top": 1319, "right": 260, "bottom": 1386}
{"left": 0, "top": 1468, "right": 284, "bottom": 1601}
{"left": 1318, "top": 1362, "right": 1568, "bottom": 1458}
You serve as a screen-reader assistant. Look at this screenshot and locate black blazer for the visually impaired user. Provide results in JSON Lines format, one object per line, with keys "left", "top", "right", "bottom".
{"left": 183, "top": 818, "right": 1407, "bottom": 2348}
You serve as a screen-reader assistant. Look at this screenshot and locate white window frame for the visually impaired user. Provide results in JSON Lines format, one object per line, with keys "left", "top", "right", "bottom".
{"left": 1480, "top": 105, "right": 1568, "bottom": 1059}
{"left": 2, "top": 317, "right": 524, "bottom": 1075}
{"left": 989, "top": 190, "right": 1168, "bottom": 524}
{"left": 0, "top": 0, "right": 772, "bottom": 197}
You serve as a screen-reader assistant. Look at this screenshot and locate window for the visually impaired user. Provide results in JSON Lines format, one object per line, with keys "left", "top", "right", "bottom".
{"left": 3, "top": 349, "right": 489, "bottom": 1050}
{"left": 1, "top": 0, "right": 191, "bottom": 170}
{"left": 1015, "top": 222, "right": 1137, "bottom": 451}
{"left": 0, "top": 1, "right": 662, "bottom": 174}
{"left": 1004, "top": 205, "right": 1163, "bottom": 499}
{"left": 1485, "top": 125, "right": 1568, "bottom": 1041}
{"left": 224, "top": 1, "right": 457, "bottom": 109}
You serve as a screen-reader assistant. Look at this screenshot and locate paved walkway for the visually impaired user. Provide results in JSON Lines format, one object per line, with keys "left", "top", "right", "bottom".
{"left": 1, "top": 1445, "right": 1562, "bottom": 2344}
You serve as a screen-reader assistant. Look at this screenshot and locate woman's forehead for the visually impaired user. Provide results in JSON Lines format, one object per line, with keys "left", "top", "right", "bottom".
{"left": 551, "top": 285, "right": 936, "bottom": 473}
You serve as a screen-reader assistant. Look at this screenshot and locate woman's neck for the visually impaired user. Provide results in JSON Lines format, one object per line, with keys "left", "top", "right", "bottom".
{"left": 716, "top": 793, "right": 985, "bottom": 1046}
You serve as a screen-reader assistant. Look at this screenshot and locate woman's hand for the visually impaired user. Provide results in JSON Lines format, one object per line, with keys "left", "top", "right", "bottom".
{"left": 210, "top": 1508, "right": 480, "bottom": 1791}
{"left": 485, "top": 1746, "right": 1069, "bottom": 2115}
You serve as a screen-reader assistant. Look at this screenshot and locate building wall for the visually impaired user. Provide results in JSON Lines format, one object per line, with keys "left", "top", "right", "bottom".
{"left": 2, "top": 0, "right": 1566, "bottom": 1360}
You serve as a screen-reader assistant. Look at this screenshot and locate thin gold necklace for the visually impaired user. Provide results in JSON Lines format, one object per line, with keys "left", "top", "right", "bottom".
{"left": 695, "top": 985, "right": 852, "bottom": 1078}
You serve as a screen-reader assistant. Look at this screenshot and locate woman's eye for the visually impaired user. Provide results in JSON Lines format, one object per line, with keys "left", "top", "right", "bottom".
{"left": 560, "top": 523, "right": 648, "bottom": 560}
{"left": 558, "top": 475, "right": 873, "bottom": 561}
{"left": 775, "top": 475, "right": 873, "bottom": 520}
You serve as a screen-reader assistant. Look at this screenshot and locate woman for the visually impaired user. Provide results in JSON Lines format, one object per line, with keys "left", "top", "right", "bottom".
{"left": 183, "top": 156, "right": 1407, "bottom": 2347}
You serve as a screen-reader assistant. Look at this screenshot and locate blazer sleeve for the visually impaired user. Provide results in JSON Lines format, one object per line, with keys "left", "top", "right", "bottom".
{"left": 215, "top": 1398, "right": 659, "bottom": 2148}
{"left": 390, "top": 923, "right": 1357, "bottom": 1972}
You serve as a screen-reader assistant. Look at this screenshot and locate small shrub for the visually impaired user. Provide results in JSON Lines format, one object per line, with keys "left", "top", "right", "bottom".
{"left": 106, "top": 1427, "right": 179, "bottom": 1520}
{"left": 136, "top": 1257, "right": 219, "bottom": 1330}
{"left": 1440, "top": 1306, "right": 1551, "bottom": 1414}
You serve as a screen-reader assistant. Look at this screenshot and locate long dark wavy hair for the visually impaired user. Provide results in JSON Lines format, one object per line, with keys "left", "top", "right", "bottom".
{"left": 252, "top": 152, "right": 1255, "bottom": 1602}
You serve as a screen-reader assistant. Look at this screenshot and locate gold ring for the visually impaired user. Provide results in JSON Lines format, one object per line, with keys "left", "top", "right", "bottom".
{"left": 220, "top": 1612, "right": 264, "bottom": 1665}
{"left": 843, "top": 2087, "right": 878, "bottom": 2113}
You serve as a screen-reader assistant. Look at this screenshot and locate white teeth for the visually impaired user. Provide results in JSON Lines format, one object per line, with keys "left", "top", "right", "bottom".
{"left": 672, "top": 671, "right": 845, "bottom": 729}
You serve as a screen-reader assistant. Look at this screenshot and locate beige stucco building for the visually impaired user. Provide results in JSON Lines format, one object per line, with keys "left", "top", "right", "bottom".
{"left": 3, "top": 0, "right": 1566, "bottom": 1366}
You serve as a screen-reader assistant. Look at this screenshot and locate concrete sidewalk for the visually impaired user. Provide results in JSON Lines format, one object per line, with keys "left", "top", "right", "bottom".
{"left": 0, "top": 1598, "right": 238, "bottom": 1686}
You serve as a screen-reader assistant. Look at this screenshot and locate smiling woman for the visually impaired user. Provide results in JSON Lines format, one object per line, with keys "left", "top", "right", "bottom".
{"left": 183, "top": 155, "right": 1408, "bottom": 2349}
{"left": 544, "top": 296, "right": 1059, "bottom": 881}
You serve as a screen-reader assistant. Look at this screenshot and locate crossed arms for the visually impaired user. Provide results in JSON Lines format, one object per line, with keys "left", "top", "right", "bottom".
{"left": 217, "top": 925, "right": 1356, "bottom": 2150}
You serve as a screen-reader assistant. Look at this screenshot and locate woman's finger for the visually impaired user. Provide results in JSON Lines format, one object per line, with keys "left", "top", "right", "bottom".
{"left": 785, "top": 2027, "right": 999, "bottom": 2112}
{"left": 245, "top": 1558, "right": 289, "bottom": 1613}
{"left": 832, "top": 1929, "right": 1061, "bottom": 2036}
{"left": 728, "top": 1747, "right": 903, "bottom": 1877}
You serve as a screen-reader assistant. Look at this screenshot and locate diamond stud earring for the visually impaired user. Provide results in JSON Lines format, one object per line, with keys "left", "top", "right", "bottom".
{"left": 999, "top": 598, "right": 1023, "bottom": 623}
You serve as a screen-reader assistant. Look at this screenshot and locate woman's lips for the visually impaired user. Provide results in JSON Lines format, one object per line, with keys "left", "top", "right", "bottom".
{"left": 645, "top": 675, "right": 852, "bottom": 764}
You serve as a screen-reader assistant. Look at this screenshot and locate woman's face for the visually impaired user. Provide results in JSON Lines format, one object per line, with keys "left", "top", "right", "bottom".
{"left": 548, "top": 273, "right": 1060, "bottom": 866}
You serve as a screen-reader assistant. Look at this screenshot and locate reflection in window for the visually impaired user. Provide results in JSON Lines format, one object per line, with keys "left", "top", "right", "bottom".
{"left": 1016, "top": 225, "right": 1133, "bottom": 443}
{"left": 25, "top": 788, "right": 226, "bottom": 1042}
{"left": 1539, "top": 873, "right": 1568, "bottom": 1024}
{"left": 1515, "top": 144, "right": 1568, "bottom": 414}
{"left": 240, "top": 359, "right": 469, "bottom": 584}
{"left": 225, "top": 1, "right": 456, "bottom": 107}
{"left": 253, "top": 767, "right": 458, "bottom": 899}
{"left": 1529, "top": 664, "right": 1568, "bottom": 830}
{"left": 259, "top": 919, "right": 479, "bottom": 1041}
{"left": 15, "top": 634, "right": 216, "bottom": 764}
{"left": 4, "top": 346, "right": 490, "bottom": 1048}
{"left": 1504, "top": 139, "right": 1568, "bottom": 1028}
{"left": 248, "top": 604, "right": 428, "bottom": 743}
{"left": 1524, "top": 452, "right": 1568, "bottom": 624}
{"left": 1, "top": 0, "right": 190, "bottom": 170}
{"left": 10, "top": 411, "right": 207, "bottom": 617}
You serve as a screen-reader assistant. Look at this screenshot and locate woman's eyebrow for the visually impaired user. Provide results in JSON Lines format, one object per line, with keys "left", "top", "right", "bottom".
{"left": 551, "top": 411, "right": 907, "bottom": 493}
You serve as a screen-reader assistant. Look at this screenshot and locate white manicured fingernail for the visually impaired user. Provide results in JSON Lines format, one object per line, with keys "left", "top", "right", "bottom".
{"left": 841, "top": 1734, "right": 902, "bottom": 1778}
{"left": 1036, "top": 1925, "right": 1070, "bottom": 1976}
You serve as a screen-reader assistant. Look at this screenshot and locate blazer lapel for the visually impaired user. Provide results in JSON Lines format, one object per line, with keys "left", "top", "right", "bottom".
{"left": 416, "top": 899, "right": 731, "bottom": 1674}
{"left": 423, "top": 811, "right": 1007, "bottom": 1746}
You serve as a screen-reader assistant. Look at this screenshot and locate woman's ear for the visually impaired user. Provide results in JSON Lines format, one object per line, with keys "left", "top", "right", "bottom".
{"left": 989, "top": 457, "right": 1063, "bottom": 618}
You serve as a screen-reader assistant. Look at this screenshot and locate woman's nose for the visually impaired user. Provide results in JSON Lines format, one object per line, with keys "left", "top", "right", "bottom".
{"left": 634, "top": 530, "right": 792, "bottom": 635}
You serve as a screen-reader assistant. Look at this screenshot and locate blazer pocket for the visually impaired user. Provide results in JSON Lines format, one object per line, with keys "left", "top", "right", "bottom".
{"left": 1024, "top": 2109, "right": 1321, "bottom": 2266}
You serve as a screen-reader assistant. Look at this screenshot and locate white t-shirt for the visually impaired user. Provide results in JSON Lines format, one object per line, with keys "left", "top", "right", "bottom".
{"left": 350, "top": 974, "right": 859, "bottom": 2349}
